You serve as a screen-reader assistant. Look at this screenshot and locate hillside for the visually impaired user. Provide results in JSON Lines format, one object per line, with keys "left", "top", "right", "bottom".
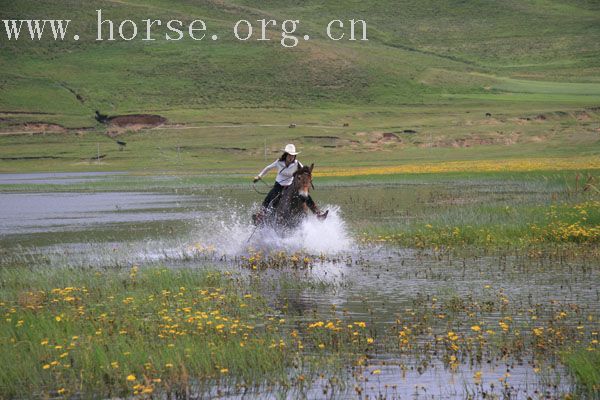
{"left": 0, "top": 0, "right": 598, "bottom": 173}
{"left": 1, "top": 0, "right": 599, "bottom": 118}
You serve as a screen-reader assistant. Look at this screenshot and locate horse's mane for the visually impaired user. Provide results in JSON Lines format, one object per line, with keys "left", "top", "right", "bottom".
{"left": 293, "top": 164, "right": 313, "bottom": 178}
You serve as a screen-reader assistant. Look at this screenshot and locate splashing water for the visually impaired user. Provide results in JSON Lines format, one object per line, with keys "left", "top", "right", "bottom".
{"left": 189, "top": 204, "right": 353, "bottom": 256}
{"left": 12, "top": 201, "right": 354, "bottom": 268}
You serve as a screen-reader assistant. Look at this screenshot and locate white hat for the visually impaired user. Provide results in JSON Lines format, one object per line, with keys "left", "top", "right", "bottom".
{"left": 282, "top": 143, "right": 300, "bottom": 155}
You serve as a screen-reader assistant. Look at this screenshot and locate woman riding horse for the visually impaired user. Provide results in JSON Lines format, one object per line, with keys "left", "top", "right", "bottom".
{"left": 252, "top": 144, "right": 326, "bottom": 225}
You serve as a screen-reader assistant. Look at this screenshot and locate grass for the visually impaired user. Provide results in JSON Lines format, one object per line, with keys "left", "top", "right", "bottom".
{"left": 0, "top": 104, "right": 598, "bottom": 174}
{"left": 1, "top": 260, "right": 597, "bottom": 398}
{"left": 361, "top": 199, "right": 600, "bottom": 249}
{"left": 0, "top": 265, "right": 374, "bottom": 398}
{"left": 564, "top": 348, "right": 600, "bottom": 396}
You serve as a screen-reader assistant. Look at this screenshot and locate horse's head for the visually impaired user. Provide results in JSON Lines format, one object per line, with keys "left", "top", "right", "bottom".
{"left": 293, "top": 163, "right": 314, "bottom": 198}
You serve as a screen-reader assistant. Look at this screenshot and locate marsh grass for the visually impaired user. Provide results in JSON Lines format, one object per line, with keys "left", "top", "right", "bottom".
{"left": 564, "top": 348, "right": 600, "bottom": 397}
{"left": 0, "top": 265, "right": 375, "bottom": 398}
{"left": 359, "top": 180, "right": 600, "bottom": 252}
{"left": 0, "top": 266, "right": 286, "bottom": 397}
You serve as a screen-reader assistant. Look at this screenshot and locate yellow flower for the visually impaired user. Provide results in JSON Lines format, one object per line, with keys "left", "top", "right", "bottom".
{"left": 471, "top": 325, "right": 481, "bottom": 332}
{"left": 126, "top": 374, "right": 136, "bottom": 382}
{"left": 367, "top": 338, "right": 374, "bottom": 344}
{"left": 220, "top": 368, "right": 229, "bottom": 374}
{"left": 55, "top": 316, "right": 61, "bottom": 322}
{"left": 371, "top": 369, "right": 381, "bottom": 375}
{"left": 42, "top": 364, "right": 50, "bottom": 370}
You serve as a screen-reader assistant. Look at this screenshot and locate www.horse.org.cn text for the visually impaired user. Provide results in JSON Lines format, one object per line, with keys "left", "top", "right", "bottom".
{"left": 2, "top": 10, "right": 368, "bottom": 48}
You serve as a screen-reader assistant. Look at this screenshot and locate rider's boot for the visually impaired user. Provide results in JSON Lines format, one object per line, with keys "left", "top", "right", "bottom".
{"left": 252, "top": 207, "right": 267, "bottom": 225}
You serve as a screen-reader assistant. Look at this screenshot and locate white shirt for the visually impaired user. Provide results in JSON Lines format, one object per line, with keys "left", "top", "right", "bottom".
{"left": 258, "top": 159, "right": 303, "bottom": 186}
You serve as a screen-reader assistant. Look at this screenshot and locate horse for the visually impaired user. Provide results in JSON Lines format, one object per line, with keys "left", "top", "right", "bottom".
{"left": 253, "top": 163, "right": 328, "bottom": 232}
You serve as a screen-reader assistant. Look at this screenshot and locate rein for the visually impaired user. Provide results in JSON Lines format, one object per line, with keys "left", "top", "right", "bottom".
{"left": 252, "top": 179, "right": 271, "bottom": 195}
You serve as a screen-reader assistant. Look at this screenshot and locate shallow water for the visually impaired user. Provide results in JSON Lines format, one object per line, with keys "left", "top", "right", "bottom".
{"left": 1, "top": 173, "right": 598, "bottom": 399}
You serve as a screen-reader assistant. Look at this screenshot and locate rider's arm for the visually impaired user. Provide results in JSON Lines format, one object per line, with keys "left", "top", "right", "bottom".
{"left": 257, "top": 160, "right": 279, "bottom": 179}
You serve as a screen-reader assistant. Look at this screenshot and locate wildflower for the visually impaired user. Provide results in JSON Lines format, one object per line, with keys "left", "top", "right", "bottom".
{"left": 127, "top": 374, "right": 136, "bottom": 381}
{"left": 471, "top": 325, "right": 481, "bottom": 332}
{"left": 220, "top": 368, "right": 229, "bottom": 374}
{"left": 42, "top": 364, "right": 50, "bottom": 370}
{"left": 371, "top": 369, "right": 381, "bottom": 375}
{"left": 367, "top": 338, "right": 374, "bottom": 344}
{"left": 55, "top": 316, "right": 61, "bottom": 322}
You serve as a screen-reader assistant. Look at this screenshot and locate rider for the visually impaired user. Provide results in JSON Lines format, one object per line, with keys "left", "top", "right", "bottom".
{"left": 253, "top": 143, "right": 322, "bottom": 220}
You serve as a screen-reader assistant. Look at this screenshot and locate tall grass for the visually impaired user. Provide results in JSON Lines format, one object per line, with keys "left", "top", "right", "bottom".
{"left": 564, "top": 349, "right": 600, "bottom": 397}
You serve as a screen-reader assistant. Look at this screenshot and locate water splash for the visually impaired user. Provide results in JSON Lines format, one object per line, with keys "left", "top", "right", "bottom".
{"left": 189, "top": 204, "right": 353, "bottom": 256}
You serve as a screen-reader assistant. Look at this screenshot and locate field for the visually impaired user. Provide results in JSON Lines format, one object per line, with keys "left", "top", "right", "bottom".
{"left": 1, "top": 0, "right": 599, "bottom": 399}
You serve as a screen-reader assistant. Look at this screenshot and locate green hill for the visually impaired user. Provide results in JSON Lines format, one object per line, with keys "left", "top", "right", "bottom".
{"left": 0, "top": 0, "right": 598, "bottom": 173}
{"left": 1, "top": 0, "right": 599, "bottom": 116}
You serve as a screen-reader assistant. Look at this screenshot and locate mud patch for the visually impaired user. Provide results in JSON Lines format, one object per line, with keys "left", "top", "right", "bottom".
{"left": 0, "top": 122, "right": 67, "bottom": 135}
{"left": 382, "top": 132, "right": 400, "bottom": 140}
{"left": 575, "top": 111, "right": 591, "bottom": 121}
{"left": 108, "top": 114, "right": 167, "bottom": 127}
{"left": 103, "top": 114, "right": 167, "bottom": 136}
{"left": 417, "top": 132, "right": 520, "bottom": 148}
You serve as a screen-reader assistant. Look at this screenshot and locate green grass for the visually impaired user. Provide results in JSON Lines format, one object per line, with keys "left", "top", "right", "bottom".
{"left": 564, "top": 349, "right": 600, "bottom": 397}
{"left": 0, "top": 104, "right": 598, "bottom": 173}
{"left": 0, "top": 265, "right": 373, "bottom": 398}
{"left": 1, "top": 0, "right": 599, "bottom": 120}
{"left": 335, "top": 170, "right": 600, "bottom": 249}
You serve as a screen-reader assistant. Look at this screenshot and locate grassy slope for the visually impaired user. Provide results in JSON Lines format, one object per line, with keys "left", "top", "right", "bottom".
{"left": 0, "top": 0, "right": 599, "bottom": 173}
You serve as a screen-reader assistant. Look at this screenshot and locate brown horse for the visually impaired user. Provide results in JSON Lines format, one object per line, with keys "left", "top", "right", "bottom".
{"left": 255, "top": 164, "right": 328, "bottom": 231}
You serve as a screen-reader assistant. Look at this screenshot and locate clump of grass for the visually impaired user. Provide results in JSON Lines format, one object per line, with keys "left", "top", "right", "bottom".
{"left": 240, "top": 250, "right": 317, "bottom": 270}
{"left": 564, "top": 348, "right": 600, "bottom": 396}
{"left": 360, "top": 200, "right": 600, "bottom": 251}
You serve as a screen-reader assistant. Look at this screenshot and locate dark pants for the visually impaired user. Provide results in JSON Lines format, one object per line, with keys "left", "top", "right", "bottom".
{"left": 263, "top": 182, "right": 285, "bottom": 208}
{"left": 263, "top": 182, "right": 317, "bottom": 212}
